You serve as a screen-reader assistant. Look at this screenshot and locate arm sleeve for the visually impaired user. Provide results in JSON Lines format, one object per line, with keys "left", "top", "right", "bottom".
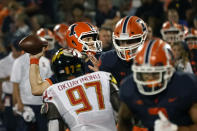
{"left": 0, "top": 59, "right": 7, "bottom": 78}
{"left": 10, "top": 59, "right": 22, "bottom": 83}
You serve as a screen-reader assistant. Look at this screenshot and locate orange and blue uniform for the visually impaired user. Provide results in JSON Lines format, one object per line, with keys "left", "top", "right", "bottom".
{"left": 120, "top": 72, "right": 197, "bottom": 131}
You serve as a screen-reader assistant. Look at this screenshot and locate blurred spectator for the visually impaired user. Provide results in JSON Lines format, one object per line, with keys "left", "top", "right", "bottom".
{"left": 1, "top": 1, "right": 22, "bottom": 53}
{"left": 95, "top": 0, "right": 118, "bottom": 27}
{"left": 29, "top": 15, "right": 44, "bottom": 33}
{"left": 172, "top": 42, "right": 193, "bottom": 73}
{"left": 0, "top": 1, "right": 10, "bottom": 28}
{"left": 14, "top": 12, "right": 31, "bottom": 37}
{"left": 0, "top": 35, "right": 24, "bottom": 131}
{"left": 167, "top": 8, "right": 188, "bottom": 26}
{"left": 127, "top": 0, "right": 141, "bottom": 16}
{"left": 135, "top": 0, "right": 164, "bottom": 37}
{"left": 168, "top": 0, "right": 192, "bottom": 22}
{"left": 185, "top": 0, "right": 197, "bottom": 27}
{"left": 19, "top": 0, "right": 59, "bottom": 24}
{"left": 101, "top": 11, "right": 120, "bottom": 31}
{"left": 99, "top": 27, "right": 113, "bottom": 52}
{"left": 68, "top": 4, "right": 85, "bottom": 24}
{"left": 1, "top": 1, "right": 21, "bottom": 34}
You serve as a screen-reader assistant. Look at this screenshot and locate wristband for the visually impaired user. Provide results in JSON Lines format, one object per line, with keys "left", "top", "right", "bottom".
{"left": 30, "top": 58, "right": 39, "bottom": 65}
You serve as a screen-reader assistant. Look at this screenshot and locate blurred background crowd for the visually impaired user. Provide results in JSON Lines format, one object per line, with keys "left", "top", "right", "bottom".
{"left": 0, "top": 0, "right": 196, "bottom": 59}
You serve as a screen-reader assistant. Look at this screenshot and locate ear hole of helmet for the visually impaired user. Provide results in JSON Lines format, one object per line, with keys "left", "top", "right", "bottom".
{"left": 72, "top": 40, "right": 77, "bottom": 46}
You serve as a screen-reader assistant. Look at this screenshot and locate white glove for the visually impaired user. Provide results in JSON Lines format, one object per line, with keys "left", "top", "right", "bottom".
{"left": 154, "top": 111, "right": 178, "bottom": 131}
{"left": 22, "top": 106, "right": 35, "bottom": 122}
{"left": 13, "top": 104, "right": 35, "bottom": 122}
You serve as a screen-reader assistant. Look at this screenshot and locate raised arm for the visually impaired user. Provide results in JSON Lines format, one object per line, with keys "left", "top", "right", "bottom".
{"left": 29, "top": 48, "right": 50, "bottom": 96}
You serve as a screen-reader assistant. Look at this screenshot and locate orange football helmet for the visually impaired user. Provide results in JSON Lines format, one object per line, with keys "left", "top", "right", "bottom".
{"left": 132, "top": 39, "right": 175, "bottom": 95}
{"left": 184, "top": 28, "right": 197, "bottom": 50}
{"left": 113, "top": 16, "right": 147, "bottom": 61}
{"left": 36, "top": 28, "right": 55, "bottom": 50}
{"left": 161, "top": 21, "right": 187, "bottom": 43}
{"left": 65, "top": 22, "right": 102, "bottom": 53}
{"left": 53, "top": 23, "right": 68, "bottom": 48}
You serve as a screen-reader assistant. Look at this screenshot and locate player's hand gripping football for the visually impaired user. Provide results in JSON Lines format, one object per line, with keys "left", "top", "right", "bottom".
{"left": 154, "top": 111, "right": 178, "bottom": 131}
{"left": 29, "top": 47, "right": 47, "bottom": 59}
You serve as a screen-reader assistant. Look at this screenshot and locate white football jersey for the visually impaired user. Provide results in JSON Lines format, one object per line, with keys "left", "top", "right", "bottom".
{"left": 43, "top": 71, "right": 117, "bottom": 131}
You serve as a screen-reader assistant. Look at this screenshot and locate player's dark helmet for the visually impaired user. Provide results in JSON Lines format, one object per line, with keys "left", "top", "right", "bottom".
{"left": 51, "top": 48, "right": 85, "bottom": 82}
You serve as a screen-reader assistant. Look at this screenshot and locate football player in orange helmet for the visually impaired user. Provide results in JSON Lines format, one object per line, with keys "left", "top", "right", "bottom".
{"left": 36, "top": 28, "right": 55, "bottom": 50}
{"left": 90, "top": 16, "right": 148, "bottom": 85}
{"left": 112, "top": 16, "right": 147, "bottom": 61}
{"left": 132, "top": 39, "right": 175, "bottom": 95}
{"left": 65, "top": 22, "right": 102, "bottom": 73}
{"left": 66, "top": 22, "right": 102, "bottom": 54}
{"left": 184, "top": 28, "right": 197, "bottom": 50}
{"left": 53, "top": 23, "right": 69, "bottom": 48}
{"left": 161, "top": 21, "right": 188, "bottom": 44}
{"left": 118, "top": 38, "right": 197, "bottom": 131}
{"left": 185, "top": 28, "right": 197, "bottom": 75}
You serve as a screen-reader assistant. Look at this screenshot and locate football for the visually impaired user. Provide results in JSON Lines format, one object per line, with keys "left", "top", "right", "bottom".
{"left": 19, "top": 34, "right": 48, "bottom": 55}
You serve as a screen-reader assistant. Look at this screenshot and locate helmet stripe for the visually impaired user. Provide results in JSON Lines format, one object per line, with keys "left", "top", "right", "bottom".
{"left": 69, "top": 24, "right": 77, "bottom": 36}
{"left": 86, "top": 22, "right": 95, "bottom": 31}
{"left": 122, "top": 16, "right": 132, "bottom": 33}
{"left": 144, "top": 40, "right": 155, "bottom": 64}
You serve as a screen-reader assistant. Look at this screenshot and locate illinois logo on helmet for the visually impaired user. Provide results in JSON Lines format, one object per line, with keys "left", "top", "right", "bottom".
{"left": 53, "top": 23, "right": 69, "bottom": 48}
{"left": 113, "top": 16, "right": 148, "bottom": 61}
{"left": 184, "top": 28, "right": 197, "bottom": 50}
{"left": 161, "top": 21, "right": 188, "bottom": 43}
{"left": 36, "top": 28, "right": 55, "bottom": 50}
{"left": 132, "top": 39, "right": 175, "bottom": 95}
{"left": 65, "top": 22, "right": 102, "bottom": 54}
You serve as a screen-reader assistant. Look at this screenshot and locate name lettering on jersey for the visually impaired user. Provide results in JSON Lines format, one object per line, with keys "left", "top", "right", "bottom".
{"left": 57, "top": 73, "right": 100, "bottom": 91}
{"left": 58, "top": 79, "right": 79, "bottom": 91}
{"left": 79, "top": 73, "right": 100, "bottom": 83}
